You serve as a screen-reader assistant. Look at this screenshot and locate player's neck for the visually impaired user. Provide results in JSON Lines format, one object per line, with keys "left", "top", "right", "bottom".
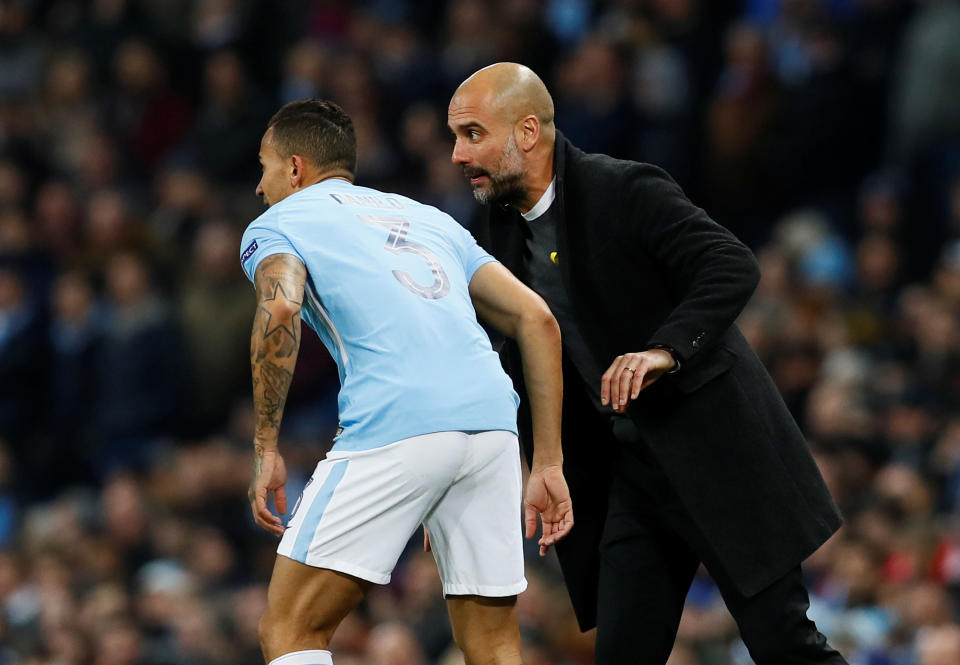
{"left": 515, "top": 146, "right": 555, "bottom": 215}
{"left": 301, "top": 171, "right": 355, "bottom": 190}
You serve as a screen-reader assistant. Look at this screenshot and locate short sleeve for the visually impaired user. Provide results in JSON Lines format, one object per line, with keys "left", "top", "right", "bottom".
{"left": 239, "top": 214, "right": 299, "bottom": 284}
{"left": 457, "top": 223, "right": 498, "bottom": 282}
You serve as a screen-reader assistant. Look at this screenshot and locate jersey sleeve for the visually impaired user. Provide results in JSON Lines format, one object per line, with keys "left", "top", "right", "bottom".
{"left": 456, "top": 223, "right": 498, "bottom": 282}
{"left": 239, "top": 211, "right": 301, "bottom": 284}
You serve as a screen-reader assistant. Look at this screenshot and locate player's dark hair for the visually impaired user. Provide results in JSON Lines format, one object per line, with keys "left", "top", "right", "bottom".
{"left": 266, "top": 99, "right": 357, "bottom": 177}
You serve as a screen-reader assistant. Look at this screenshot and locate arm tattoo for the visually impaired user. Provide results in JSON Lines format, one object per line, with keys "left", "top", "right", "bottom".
{"left": 257, "top": 360, "right": 293, "bottom": 429}
{"left": 250, "top": 254, "right": 307, "bottom": 448}
{"left": 260, "top": 282, "right": 302, "bottom": 343}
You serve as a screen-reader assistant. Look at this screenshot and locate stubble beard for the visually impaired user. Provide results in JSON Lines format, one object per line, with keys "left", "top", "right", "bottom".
{"left": 467, "top": 135, "right": 527, "bottom": 207}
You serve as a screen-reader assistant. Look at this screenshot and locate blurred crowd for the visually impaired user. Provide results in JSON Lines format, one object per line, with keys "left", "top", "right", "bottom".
{"left": 1, "top": 0, "right": 960, "bottom": 664}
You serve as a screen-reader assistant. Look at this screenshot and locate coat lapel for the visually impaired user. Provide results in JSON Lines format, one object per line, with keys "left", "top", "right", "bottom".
{"left": 553, "top": 133, "right": 610, "bottom": 368}
{"left": 487, "top": 203, "right": 526, "bottom": 278}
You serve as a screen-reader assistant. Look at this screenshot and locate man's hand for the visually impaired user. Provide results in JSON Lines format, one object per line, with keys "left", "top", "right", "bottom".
{"left": 601, "top": 349, "right": 675, "bottom": 413}
{"left": 249, "top": 446, "right": 288, "bottom": 537}
{"left": 524, "top": 464, "right": 574, "bottom": 556}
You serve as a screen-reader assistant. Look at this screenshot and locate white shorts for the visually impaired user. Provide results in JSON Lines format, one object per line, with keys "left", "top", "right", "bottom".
{"left": 278, "top": 430, "right": 527, "bottom": 597}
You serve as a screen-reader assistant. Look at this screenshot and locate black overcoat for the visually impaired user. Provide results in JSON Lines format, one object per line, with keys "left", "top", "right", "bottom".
{"left": 480, "top": 133, "right": 842, "bottom": 631}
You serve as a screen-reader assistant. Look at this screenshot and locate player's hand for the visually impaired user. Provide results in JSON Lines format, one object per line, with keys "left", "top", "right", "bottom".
{"left": 601, "top": 349, "right": 675, "bottom": 413}
{"left": 525, "top": 464, "right": 573, "bottom": 556}
{"left": 248, "top": 446, "right": 288, "bottom": 537}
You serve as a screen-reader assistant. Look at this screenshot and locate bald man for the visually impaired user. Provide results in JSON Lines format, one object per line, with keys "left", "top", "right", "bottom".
{"left": 449, "top": 63, "right": 847, "bottom": 665}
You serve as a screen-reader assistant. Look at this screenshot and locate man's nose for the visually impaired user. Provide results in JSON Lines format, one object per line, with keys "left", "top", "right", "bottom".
{"left": 451, "top": 139, "right": 469, "bottom": 165}
{"left": 255, "top": 180, "right": 264, "bottom": 197}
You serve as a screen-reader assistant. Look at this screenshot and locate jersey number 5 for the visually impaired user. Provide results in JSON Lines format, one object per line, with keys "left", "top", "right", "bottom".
{"left": 360, "top": 215, "right": 451, "bottom": 300}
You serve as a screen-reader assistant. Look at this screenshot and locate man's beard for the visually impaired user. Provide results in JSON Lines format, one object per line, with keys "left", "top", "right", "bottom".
{"left": 464, "top": 135, "right": 526, "bottom": 206}
{"left": 469, "top": 170, "right": 525, "bottom": 206}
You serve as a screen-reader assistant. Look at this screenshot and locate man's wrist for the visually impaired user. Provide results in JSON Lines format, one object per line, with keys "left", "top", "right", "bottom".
{"left": 253, "top": 439, "right": 280, "bottom": 453}
{"left": 646, "top": 344, "right": 681, "bottom": 373}
{"left": 531, "top": 454, "right": 563, "bottom": 470}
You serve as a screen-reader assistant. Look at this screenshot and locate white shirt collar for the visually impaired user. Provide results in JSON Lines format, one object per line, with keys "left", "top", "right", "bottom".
{"left": 521, "top": 177, "right": 557, "bottom": 222}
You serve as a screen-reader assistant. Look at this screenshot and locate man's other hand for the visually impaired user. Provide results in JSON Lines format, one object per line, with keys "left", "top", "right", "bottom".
{"left": 601, "top": 349, "right": 675, "bottom": 413}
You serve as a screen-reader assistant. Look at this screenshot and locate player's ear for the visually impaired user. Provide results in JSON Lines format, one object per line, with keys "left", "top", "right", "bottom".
{"left": 517, "top": 115, "right": 539, "bottom": 152}
{"left": 289, "top": 154, "right": 304, "bottom": 186}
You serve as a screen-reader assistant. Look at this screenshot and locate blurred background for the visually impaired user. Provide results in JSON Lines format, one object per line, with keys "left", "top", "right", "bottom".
{"left": 1, "top": 0, "right": 960, "bottom": 663}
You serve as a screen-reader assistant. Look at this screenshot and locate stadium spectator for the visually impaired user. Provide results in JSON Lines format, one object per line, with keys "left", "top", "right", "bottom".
{"left": 92, "top": 252, "right": 180, "bottom": 473}
{"left": 178, "top": 219, "right": 252, "bottom": 435}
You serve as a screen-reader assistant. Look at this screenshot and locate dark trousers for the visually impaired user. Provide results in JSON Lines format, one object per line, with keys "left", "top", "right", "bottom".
{"left": 595, "top": 418, "right": 847, "bottom": 665}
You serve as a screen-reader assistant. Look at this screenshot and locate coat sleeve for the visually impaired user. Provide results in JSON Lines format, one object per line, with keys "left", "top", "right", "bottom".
{"left": 625, "top": 164, "right": 760, "bottom": 365}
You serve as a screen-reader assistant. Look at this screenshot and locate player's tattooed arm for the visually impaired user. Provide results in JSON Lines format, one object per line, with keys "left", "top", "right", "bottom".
{"left": 248, "top": 253, "right": 305, "bottom": 534}
{"left": 250, "top": 253, "right": 306, "bottom": 449}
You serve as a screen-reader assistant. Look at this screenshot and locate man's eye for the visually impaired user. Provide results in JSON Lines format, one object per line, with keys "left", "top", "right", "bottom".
{"left": 469, "top": 130, "right": 479, "bottom": 140}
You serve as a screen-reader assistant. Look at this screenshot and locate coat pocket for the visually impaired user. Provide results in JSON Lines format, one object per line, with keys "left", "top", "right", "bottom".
{"left": 669, "top": 345, "right": 738, "bottom": 393}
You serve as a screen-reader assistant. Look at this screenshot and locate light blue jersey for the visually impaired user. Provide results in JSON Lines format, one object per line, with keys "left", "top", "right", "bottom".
{"left": 240, "top": 179, "right": 519, "bottom": 452}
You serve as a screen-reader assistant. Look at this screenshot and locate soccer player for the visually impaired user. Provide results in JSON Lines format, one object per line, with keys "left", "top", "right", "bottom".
{"left": 240, "top": 99, "right": 573, "bottom": 665}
